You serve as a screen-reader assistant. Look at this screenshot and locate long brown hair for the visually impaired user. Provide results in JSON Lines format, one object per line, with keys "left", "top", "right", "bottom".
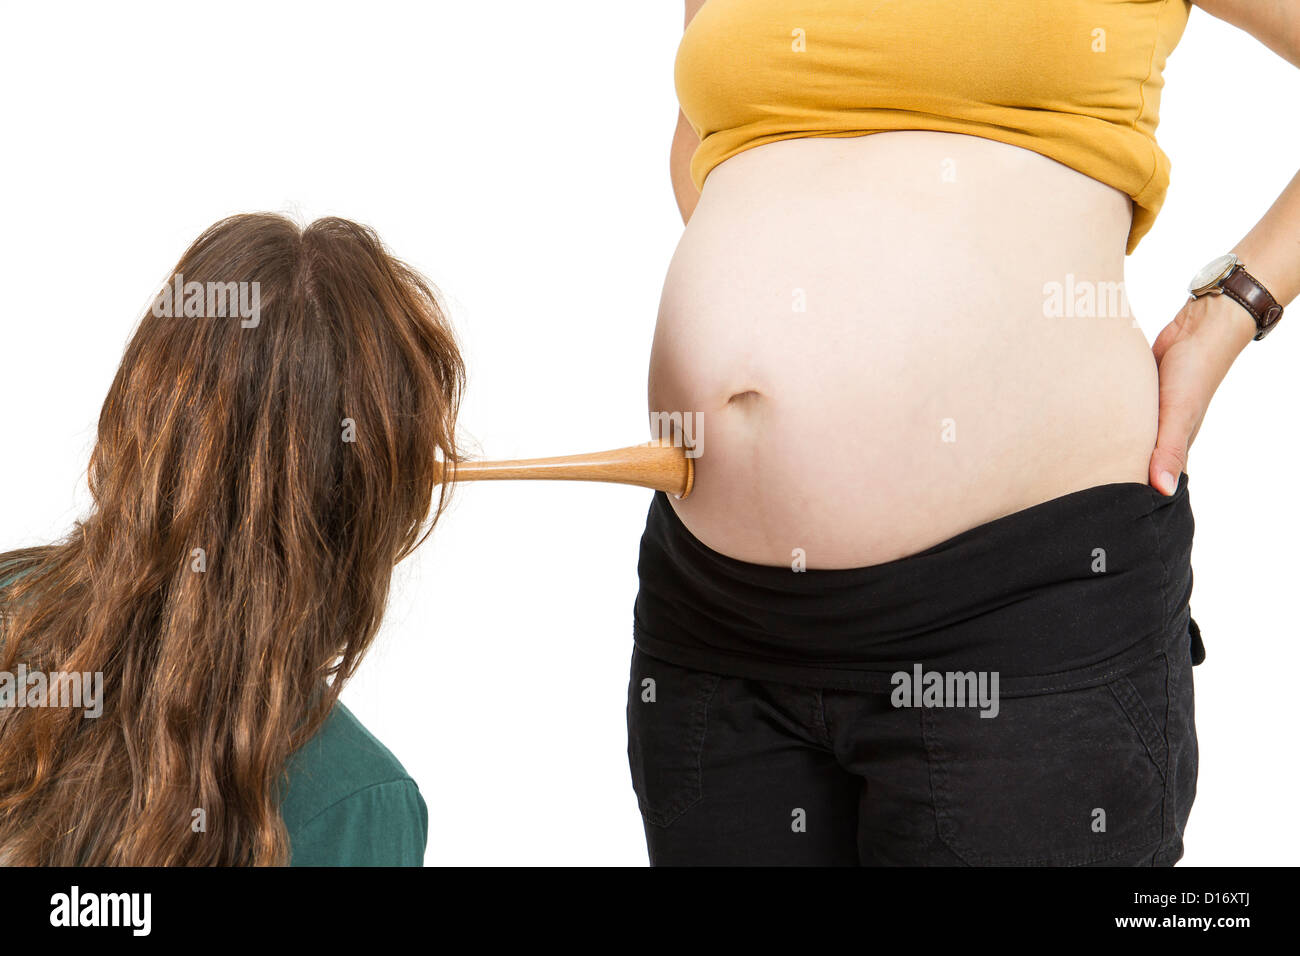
{"left": 0, "top": 213, "right": 463, "bottom": 864}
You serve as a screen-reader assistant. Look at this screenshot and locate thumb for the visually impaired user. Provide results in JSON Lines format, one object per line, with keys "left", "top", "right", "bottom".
{"left": 1149, "top": 402, "right": 1193, "bottom": 496}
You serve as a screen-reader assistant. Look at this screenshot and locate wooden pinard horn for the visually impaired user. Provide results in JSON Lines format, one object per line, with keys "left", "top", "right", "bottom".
{"left": 433, "top": 439, "right": 694, "bottom": 499}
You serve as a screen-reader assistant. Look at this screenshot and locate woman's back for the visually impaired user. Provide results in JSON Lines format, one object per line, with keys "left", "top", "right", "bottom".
{"left": 0, "top": 214, "right": 462, "bottom": 865}
{"left": 1, "top": 561, "right": 426, "bottom": 866}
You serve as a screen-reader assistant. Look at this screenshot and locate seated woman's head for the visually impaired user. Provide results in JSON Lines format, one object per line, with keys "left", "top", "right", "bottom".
{"left": 0, "top": 213, "right": 463, "bottom": 865}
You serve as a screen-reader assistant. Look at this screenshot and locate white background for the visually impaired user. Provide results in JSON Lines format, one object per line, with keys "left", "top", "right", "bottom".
{"left": 0, "top": 1, "right": 1295, "bottom": 866}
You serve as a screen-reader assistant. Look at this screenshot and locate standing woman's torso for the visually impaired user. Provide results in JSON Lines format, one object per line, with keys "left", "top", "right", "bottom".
{"left": 650, "top": 0, "right": 1191, "bottom": 568}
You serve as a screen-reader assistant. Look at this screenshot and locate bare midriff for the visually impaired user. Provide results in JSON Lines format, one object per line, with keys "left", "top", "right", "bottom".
{"left": 648, "top": 130, "right": 1159, "bottom": 569}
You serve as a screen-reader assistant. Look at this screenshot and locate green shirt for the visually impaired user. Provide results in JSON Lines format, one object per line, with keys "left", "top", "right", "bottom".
{"left": 281, "top": 699, "right": 428, "bottom": 866}
{"left": 0, "top": 565, "right": 427, "bottom": 866}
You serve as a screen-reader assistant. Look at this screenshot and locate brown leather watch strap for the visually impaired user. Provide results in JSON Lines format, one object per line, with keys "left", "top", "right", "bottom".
{"left": 1220, "top": 265, "right": 1284, "bottom": 340}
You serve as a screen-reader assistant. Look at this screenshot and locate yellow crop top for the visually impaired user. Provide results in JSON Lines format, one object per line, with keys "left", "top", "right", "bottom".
{"left": 675, "top": 0, "right": 1191, "bottom": 254}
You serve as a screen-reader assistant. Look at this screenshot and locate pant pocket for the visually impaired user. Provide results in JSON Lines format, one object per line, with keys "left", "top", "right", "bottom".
{"left": 1189, "top": 615, "right": 1206, "bottom": 665}
{"left": 921, "top": 655, "right": 1170, "bottom": 866}
{"left": 626, "top": 647, "right": 721, "bottom": 827}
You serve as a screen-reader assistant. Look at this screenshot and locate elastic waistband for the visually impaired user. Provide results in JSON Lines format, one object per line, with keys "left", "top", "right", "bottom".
{"left": 633, "top": 475, "right": 1195, "bottom": 696}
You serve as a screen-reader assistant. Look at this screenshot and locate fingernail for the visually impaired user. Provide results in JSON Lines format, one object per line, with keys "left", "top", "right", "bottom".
{"left": 1158, "top": 470, "right": 1177, "bottom": 495}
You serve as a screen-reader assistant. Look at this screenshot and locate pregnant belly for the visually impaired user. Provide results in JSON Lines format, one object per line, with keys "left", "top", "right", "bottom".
{"left": 648, "top": 132, "right": 1159, "bottom": 569}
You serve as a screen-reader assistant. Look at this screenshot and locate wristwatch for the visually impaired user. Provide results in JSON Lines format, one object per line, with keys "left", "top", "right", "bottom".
{"left": 1187, "top": 253, "right": 1284, "bottom": 341}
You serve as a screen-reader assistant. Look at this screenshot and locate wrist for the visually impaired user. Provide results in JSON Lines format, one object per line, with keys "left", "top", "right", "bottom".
{"left": 1231, "top": 245, "right": 1297, "bottom": 312}
{"left": 1186, "top": 292, "right": 1257, "bottom": 355}
{"left": 1186, "top": 252, "right": 1285, "bottom": 344}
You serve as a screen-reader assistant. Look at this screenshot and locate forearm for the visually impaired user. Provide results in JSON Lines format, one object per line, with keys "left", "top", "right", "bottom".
{"left": 1230, "top": 166, "right": 1300, "bottom": 309}
{"left": 1187, "top": 0, "right": 1300, "bottom": 346}
{"left": 1148, "top": 166, "right": 1300, "bottom": 490}
{"left": 1185, "top": 167, "right": 1300, "bottom": 356}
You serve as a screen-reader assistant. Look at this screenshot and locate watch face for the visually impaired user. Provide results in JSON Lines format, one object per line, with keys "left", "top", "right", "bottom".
{"left": 1189, "top": 253, "right": 1238, "bottom": 293}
